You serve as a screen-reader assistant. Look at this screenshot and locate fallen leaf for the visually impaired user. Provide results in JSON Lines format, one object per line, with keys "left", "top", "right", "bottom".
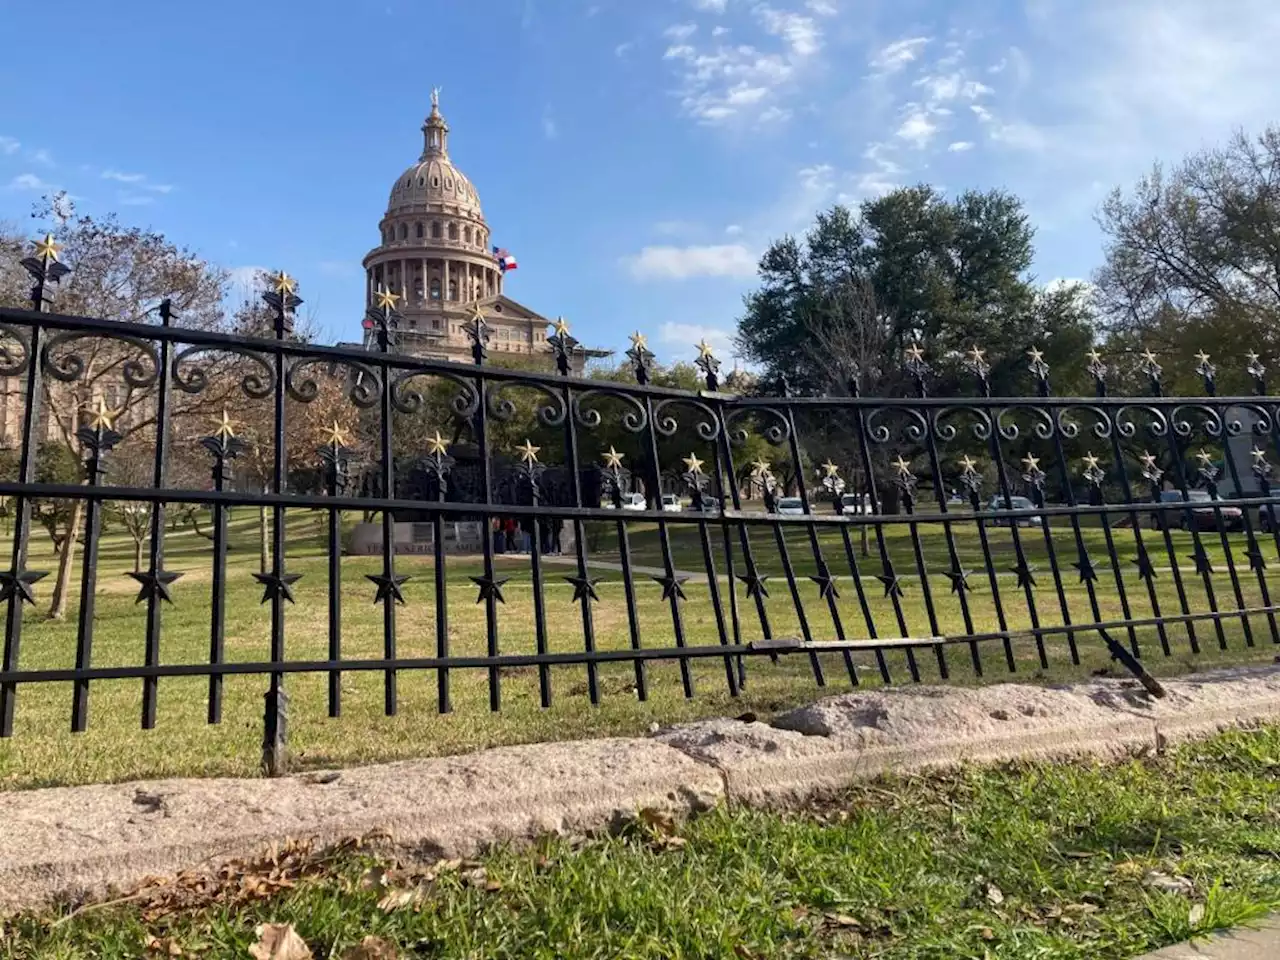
{"left": 1144, "top": 871, "right": 1194, "bottom": 896}
{"left": 435, "top": 859, "right": 463, "bottom": 874}
{"left": 377, "top": 888, "right": 425, "bottom": 913}
{"left": 144, "top": 934, "right": 184, "bottom": 956}
{"left": 341, "top": 936, "right": 397, "bottom": 959}
{"left": 1189, "top": 903, "right": 1206, "bottom": 926}
{"left": 986, "top": 884, "right": 1005, "bottom": 906}
{"left": 639, "top": 808, "right": 677, "bottom": 836}
{"left": 825, "top": 913, "right": 861, "bottom": 928}
{"left": 981, "top": 927, "right": 995, "bottom": 941}
{"left": 249, "top": 924, "right": 312, "bottom": 960}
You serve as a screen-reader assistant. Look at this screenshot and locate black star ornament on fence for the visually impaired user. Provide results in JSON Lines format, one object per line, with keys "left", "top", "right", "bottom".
{"left": 128, "top": 569, "right": 183, "bottom": 605}
{"left": 470, "top": 574, "right": 510, "bottom": 605}
{"left": 0, "top": 568, "right": 47, "bottom": 606}
{"left": 254, "top": 571, "right": 303, "bottom": 605}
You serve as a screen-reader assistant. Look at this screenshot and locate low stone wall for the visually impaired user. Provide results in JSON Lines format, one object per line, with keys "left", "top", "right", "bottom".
{"left": 3, "top": 665, "right": 1280, "bottom": 914}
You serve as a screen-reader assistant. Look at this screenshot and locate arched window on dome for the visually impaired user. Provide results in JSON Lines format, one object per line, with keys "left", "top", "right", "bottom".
{"left": 431, "top": 221, "right": 441, "bottom": 239}
{"left": 429, "top": 278, "right": 441, "bottom": 300}
{"left": 448, "top": 279, "right": 458, "bottom": 300}
{"left": 398, "top": 223, "right": 407, "bottom": 241}
{"left": 448, "top": 223, "right": 459, "bottom": 241}
{"left": 464, "top": 226, "right": 472, "bottom": 244}
{"left": 416, "top": 222, "right": 423, "bottom": 239}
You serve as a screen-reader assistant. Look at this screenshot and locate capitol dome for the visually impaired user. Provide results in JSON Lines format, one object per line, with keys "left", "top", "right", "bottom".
{"left": 386, "top": 97, "right": 484, "bottom": 218}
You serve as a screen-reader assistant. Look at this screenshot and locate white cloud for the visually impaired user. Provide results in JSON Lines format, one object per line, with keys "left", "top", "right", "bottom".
{"left": 615, "top": 41, "right": 634, "bottom": 57}
{"left": 757, "top": 7, "right": 822, "bottom": 58}
{"left": 30, "top": 149, "right": 53, "bottom": 166}
{"left": 711, "top": 25, "right": 729, "bottom": 37}
{"left": 6, "top": 173, "right": 51, "bottom": 191}
{"left": 625, "top": 244, "right": 757, "bottom": 280}
{"left": 665, "top": 22, "right": 698, "bottom": 41}
{"left": 659, "top": 322, "right": 736, "bottom": 356}
{"left": 947, "top": 140, "right": 975, "bottom": 152}
{"left": 692, "top": 0, "right": 727, "bottom": 10}
{"left": 870, "top": 37, "right": 929, "bottom": 75}
{"left": 227, "top": 265, "right": 271, "bottom": 297}
{"left": 725, "top": 223, "right": 743, "bottom": 235}
{"left": 0, "top": 136, "right": 18, "bottom": 155}
{"left": 102, "top": 170, "right": 146, "bottom": 183}
{"left": 147, "top": 183, "right": 174, "bottom": 194}
{"left": 895, "top": 105, "right": 938, "bottom": 148}
{"left": 806, "top": 0, "right": 836, "bottom": 13}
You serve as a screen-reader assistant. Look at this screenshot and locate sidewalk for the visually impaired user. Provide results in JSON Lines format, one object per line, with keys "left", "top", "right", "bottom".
{"left": 1136, "top": 917, "right": 1280, "bottom": 958}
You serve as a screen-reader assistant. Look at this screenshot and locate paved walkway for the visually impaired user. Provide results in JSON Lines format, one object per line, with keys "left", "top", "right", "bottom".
{"left": 1135, "top": 917, "right": 1280, "bottom": 958}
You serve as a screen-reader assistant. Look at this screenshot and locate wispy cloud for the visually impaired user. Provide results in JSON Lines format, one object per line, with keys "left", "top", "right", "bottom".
{"left": 692, "top": 0, "right": 728, "bottom": 11}
{"left": 0, "top": 136, "right": 18, "bottom": 156}
{"left": 615, "top": 41, "right": 634, "bottom": 57}
{"left": 6, "top": 173, "right": 52, "bottom": 192}
{"left": 947, "top": 140, "right": 974, "bottom": 152}
{"left": 30, "top": 149, "right": 53, "bottom": 166}
{"left": 625, "top": 244, "right": 757, "bottom": 280}
{"left": 870, "top": 37, "right": 929, "bottom": 76}
{"left": 102, "top": 170, "right": 146, "bottom": 184}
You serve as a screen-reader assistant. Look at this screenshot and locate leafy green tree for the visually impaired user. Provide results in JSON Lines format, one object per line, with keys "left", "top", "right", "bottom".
{"left": 1096, "top": 126, "right": 1280, "bottom": 398}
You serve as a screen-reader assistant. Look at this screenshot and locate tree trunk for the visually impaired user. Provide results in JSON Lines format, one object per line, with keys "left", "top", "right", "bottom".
{"left": 134, "top": 537, "right": 144, "bottom": 571}
{"left": 47, "top": 498, "right": 84, "bottom": 620}
{"left": 259, "top": 505, "right": 269, "bottom": 573}
{"left": 860, "top": 524, "right": 870, "bottom": 558}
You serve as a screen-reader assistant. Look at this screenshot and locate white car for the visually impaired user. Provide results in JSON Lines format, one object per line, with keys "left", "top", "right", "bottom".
{"left": 661, "top": 494, "right": 683, "bottom": 513}
{"left": 776, "top": 496, "right": 806, "bottom": 516}
{"left": 841, "top": 493, "right": 873, "bottom": 516}
{"left": 613, "top": 492, "right": 646, "bottom": 511}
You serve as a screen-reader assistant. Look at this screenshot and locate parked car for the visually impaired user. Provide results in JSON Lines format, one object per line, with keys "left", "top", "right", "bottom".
{"left": 840, "top": 493, "right": 874, "bottom": 516}
{"left": 776, "top": 496, "right": 807, "bottom": 516}
{"left": 1261, "top": 503, "right": 1279, "bottom": 533}
{"left": 610, "top": 492, "right": 647, "bottom": 511}
{"left": 661, "top": 494, "right": 683, "bottom": 513}
{"left": 1149, "top": 489, "right": 1243, "bottom": 531}
{"left": 689, "top": 496, "right": 723, "bottom": 516}
{"left": 986, "top": 495, "right": 1042, "bottom": 527}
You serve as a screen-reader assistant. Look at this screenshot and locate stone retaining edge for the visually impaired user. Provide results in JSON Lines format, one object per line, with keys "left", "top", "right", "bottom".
{"left": 2, "top": 669, "right": 1279, "bottom": 916}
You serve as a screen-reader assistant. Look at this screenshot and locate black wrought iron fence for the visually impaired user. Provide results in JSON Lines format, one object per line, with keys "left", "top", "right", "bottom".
{"left": 2, "top": 237, "right": 1279, "bottom": 773}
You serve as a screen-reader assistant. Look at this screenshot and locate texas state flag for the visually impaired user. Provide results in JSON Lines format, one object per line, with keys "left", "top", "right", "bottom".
{"left": 493, "top": 247, "right": 518, "bottom": 272}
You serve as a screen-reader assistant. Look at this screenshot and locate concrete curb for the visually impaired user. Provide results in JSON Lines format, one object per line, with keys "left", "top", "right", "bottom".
{"left": 1133, "top": 916, "right": 1280, "bottom": 958}
{"left": 3, "top": 665, "right": 1280, "bottom": 915}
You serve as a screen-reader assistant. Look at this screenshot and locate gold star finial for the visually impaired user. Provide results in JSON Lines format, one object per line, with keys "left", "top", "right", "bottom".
{"left": 696, "top": 339, "right": 715, "bottom": 359}
{"left": 552, "top": 317, "right": 570, "bottom": 338}
{"left": 683, "top": 453, "right": 705, "bottom": 475}
{"left": 1139, "top": 451, "right": 1159, "bottom": 470}
{"left": 1140, "top": 347, "right": 1159, "bottom": 365}
{"left": 516, "top": 439, "right": 541, "bottom": 465}
{"left": 1021, "top": 453, "right": 1041, "bottom": 472}
{"left": 323, "top": 420, "right": 349, "bottom": 448}
{"left": 959, "top": 454, "right": 978, "bottom": 473}
{"left": 1196, "top": 448, "right": 1214, "bottom": 467}
{"left": 32, "top": 233, "right": 62, "bottom": 262}
{"left": 85, "top": 397, "right": 116, "bottom": 432}
{"left": 1027, "top": 346, "right": 1045, "bottom": 364}
{"left": 425, "top": 430, "right": 449, "bottom": 456}
{"left": 212, "top": 407, "right": 237, "bottom": 441}
{"left": 1195, "top": 350, "right": 1212, "bottom": 365}
{"left": 602, "top": 446, "right": 625, "bottom": 470}
{"left": 967, "top": 345, "right": 986, "bottom": 364}
{"left": 892, "top": 454, "right": 913, "bottom": 476}
{"left": 1252, "top": 446, "right": 1268, "bottom": 463}
{"left": 374, "top": 286, "right": 401, "bottom": 311}
{"left": 1086, "top": 347, "right": 1103, "bottom": 365}
{"left": 1082, "top": 452, "right": 1101, "bottom": 471}
{"left": 1247, "top": 349, "right": 1261, "bottom": 363}
{"left": 628, "top": 331, "right": 648, "bottom": 351}
{"left": 270, "top": 270, "right": 296, "bottom": 296}
{"left": 750, "top": 458, "right": 773, "bottom": 479}
{"left": 469, "top": 303, "right": 486, "bottom": 325}
{"left": 820, "top": 460, "right": 840, "bottom": 478}
{"left": 905, "top": 343, "right": 925, "bottom": 362}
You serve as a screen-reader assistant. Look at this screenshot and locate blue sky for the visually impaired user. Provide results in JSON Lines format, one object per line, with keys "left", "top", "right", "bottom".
{"left": 2, "top": 0, "right": 1278, "bottom": 364}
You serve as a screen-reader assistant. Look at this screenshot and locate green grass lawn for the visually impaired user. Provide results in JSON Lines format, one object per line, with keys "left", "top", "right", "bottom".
{"left": 0, "top": 507, "right": 1278, "bottom": 790}
{"left": 8, "top": 724, "right": 1280, "bottom": 959}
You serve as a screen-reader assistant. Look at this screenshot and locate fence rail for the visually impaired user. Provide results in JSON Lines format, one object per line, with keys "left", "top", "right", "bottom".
{"left": 2, "top": 239, "right": 1279, "bottom": 772}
